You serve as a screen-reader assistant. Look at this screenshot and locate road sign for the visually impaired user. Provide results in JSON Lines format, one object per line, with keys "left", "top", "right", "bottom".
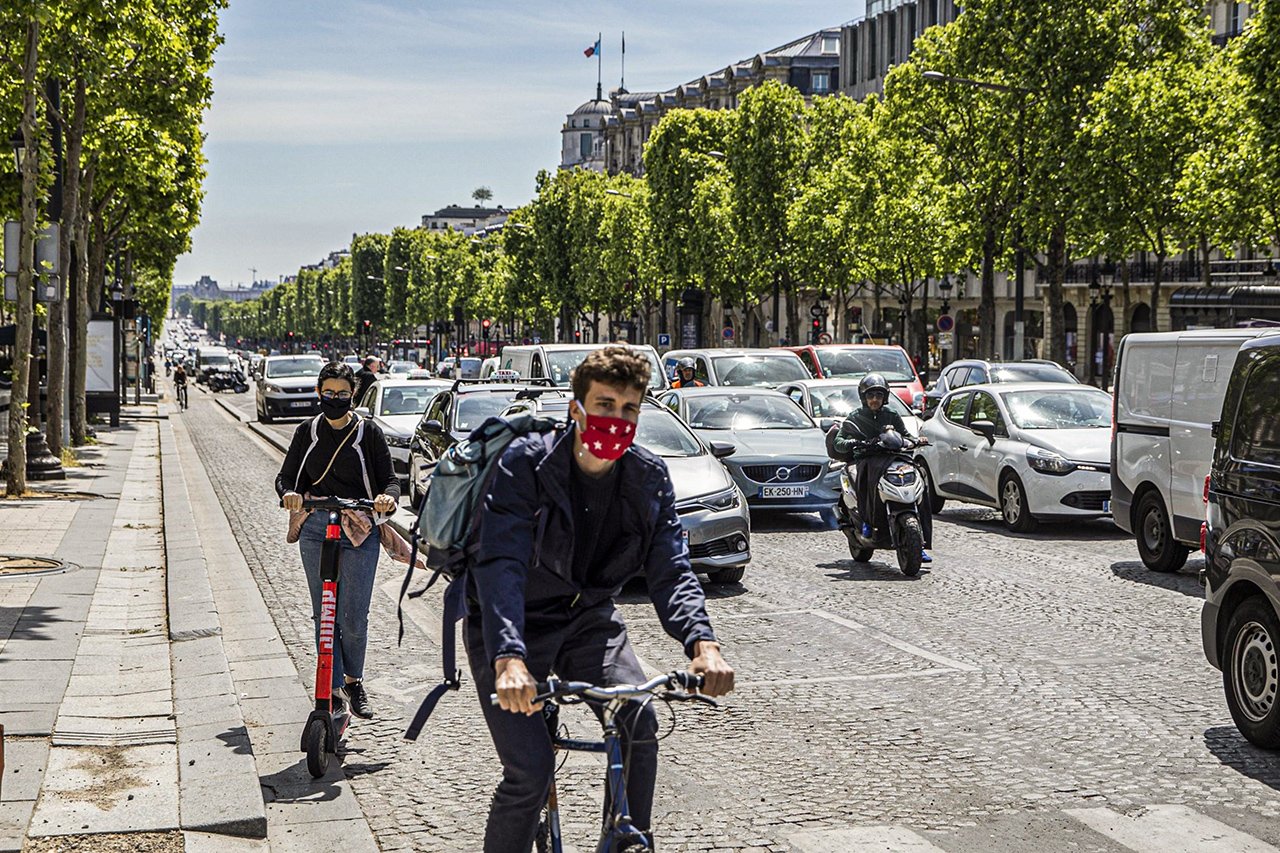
{"left": 938, "top": 331, "right": 955, "bottom": 350}
{"left": 937, "top": 313, "right": 955, "bottom": 333}
{"left": 809, "top": 303, "right": 826, "bottom": 319}
{"left": 532, "top": 335, "right": 541, "bottom": 344}
{"left": 723, "top": 326, "right": 734, "bottom": 340}
{"left": 658, "top": 333, "right": 671, "bottom": 348}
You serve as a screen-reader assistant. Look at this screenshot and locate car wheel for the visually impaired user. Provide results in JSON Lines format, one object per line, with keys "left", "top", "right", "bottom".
{"left": 999, "top": 472, "right": 1038, "bottom": 533}
{"left": 1135, "top": 491, "right": 1189, "bottom": 573}
{"left": 258, "top": 401, "right": 272, "bottom": 423}
{"left": 1223, "top": 596, "right": 1280, "bottom": 749}
{"left": 707, "top": 566, "right": 745, "bottom": 584}
{"left": 919, "top": 461, "right": 946, "bottom": 514}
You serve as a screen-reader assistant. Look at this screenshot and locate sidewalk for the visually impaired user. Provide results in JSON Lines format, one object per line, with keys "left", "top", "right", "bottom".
{"left": 0, "top": 395, "right": 377, "bottom": 851}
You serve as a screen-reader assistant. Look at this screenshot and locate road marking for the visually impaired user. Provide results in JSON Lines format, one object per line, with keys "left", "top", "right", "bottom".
{"left": 808, "top": 609, "right": 980, "bottom": 672}
{"left": 1066, "top": 804, "right": 1280, "bottom": 853}
{"left": 788, "top": 825, "right": 948, "bottom": 852}
{"left": 736, "top": 668, "right": 958, "bottom": 689}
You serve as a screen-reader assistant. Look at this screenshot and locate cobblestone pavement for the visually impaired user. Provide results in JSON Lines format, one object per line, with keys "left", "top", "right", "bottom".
{"left": 188, "top": 389, "right": 1280, "bottom": 852}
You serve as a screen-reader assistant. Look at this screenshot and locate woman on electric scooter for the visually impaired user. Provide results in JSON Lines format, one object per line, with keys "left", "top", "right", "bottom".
{"left": 277, "top": 361, "right": 399, "bottom": 719}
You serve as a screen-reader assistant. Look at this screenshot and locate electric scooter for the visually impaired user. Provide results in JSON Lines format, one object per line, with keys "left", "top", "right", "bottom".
{"left": 296, "top": 496, "right": 376, "bottom": 778}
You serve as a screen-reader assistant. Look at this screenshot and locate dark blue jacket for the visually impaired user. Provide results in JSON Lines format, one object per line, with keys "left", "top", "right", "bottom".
{"left": 471, "top": 426, "right": 717, "bottom": 665}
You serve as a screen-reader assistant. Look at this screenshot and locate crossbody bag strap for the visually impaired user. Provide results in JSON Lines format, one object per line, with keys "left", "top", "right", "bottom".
{"left": 313, "top": 418, "right": 359, "bottom": 488}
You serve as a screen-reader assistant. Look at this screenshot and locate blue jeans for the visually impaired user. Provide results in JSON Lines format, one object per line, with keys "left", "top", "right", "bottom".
{"left": 298, "top": 510, "right": 380, "bottom": 689}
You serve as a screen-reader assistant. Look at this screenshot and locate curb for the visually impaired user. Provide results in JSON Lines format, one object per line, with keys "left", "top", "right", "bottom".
{"left": 159, "top": 419, "right": 268, "bottom": 839}
{"left": 214, "top": 395, "right": 253, "bottom": 425}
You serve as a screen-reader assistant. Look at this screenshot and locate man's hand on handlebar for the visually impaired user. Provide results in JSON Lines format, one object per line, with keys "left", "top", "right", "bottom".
{"left": 373, "top": 493, "right": 396, "bottom": 514}
{"left": 495, "top": 656, "right": 541, "bottom": 715}
{"left": 282, "top": 491, "right": 303, "bottom": 511}
{"left": 690, "top": 640, "right": 734, "bottom": 697}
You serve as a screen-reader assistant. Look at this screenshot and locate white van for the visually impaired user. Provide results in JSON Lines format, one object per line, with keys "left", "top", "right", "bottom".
{"left": 1112, "top": 328, "right": 1276, "bottom": 572}
{"left": 499, "top": 343, "right": 668, "bottom": 392}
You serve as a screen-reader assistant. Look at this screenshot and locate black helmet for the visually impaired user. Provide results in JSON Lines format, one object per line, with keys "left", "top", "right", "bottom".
{"left": 858, "top": 373, "right": 891, "bottom": 404}
{"left": 677, "top": 357, "right": 696, "bottom": 372}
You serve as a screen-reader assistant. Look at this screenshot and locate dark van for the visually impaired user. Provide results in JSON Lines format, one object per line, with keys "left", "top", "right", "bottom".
{"left": 1203, "top": 333, "right": 1280, "bottom": 748}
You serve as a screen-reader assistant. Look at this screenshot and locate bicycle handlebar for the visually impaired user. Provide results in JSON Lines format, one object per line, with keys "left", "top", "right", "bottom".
{"left": 279, "top": 497, "right": 379, "bottom": 511}
{"left": 489, "top": 671, "right": 716, "bottom": 708}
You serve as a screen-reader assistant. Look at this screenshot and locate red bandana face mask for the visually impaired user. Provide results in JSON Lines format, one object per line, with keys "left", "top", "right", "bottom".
{"left": 578, "top": 413, "right": 637, "bottom": 461}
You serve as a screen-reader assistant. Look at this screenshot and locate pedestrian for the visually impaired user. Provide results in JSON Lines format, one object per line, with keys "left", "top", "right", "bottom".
{"left": 469, "top": 345, "right": 735, "bottom": 853}
{"left": 277, "top": 361, "right": 399, "bottom": 720}
{"left": 352, "top": 355, "right": 380, "bottom": 405}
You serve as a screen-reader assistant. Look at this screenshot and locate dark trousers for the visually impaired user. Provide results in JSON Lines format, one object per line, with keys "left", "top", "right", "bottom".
{"left": 855, "top": 455, "right": 933, "bottom": 549}
{"left": 465, "top": 604, "right": 659, "bottom": 853}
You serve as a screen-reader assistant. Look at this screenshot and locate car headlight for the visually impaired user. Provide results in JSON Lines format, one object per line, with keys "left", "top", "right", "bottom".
{"left": 697, "top": 487, "right": 741, "bottom": 511}
{"left": 265, "top": 383, "right": 282, "bottom": 393}
{"left": 1027, "top": 447, "right": 1075, "bottom": 475}
{"left": 385, "top": 433, "right": 411, "bottom": 449}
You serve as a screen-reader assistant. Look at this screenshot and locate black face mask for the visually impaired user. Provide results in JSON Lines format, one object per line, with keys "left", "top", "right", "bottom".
{"left": 319, "top": 395, "right": 352, "bottom": 420}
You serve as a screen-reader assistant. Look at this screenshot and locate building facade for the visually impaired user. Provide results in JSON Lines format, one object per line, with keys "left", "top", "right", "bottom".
{"left": 420, "top": 205, "right": 509, "bottom": 236}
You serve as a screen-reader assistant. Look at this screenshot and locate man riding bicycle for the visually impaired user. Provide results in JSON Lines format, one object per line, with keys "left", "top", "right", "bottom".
{"left": 468, "top": 346, "right": 734, "bottom": 853}
{"left": 172, "top": 363, "right": 189, "bottom": 410}
{"left": 833, "top": 373, "right": 931, "bottom": 562}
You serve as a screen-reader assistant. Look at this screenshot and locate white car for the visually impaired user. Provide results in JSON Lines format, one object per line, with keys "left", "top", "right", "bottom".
{"left": 916, "top": 382, "right": 1114, "bottom": 531}
{"left": 775, "top": 378, "right": 923, "bottom": 438}
{"left": 255, "top": 354, "right": 326, "bottom": 422}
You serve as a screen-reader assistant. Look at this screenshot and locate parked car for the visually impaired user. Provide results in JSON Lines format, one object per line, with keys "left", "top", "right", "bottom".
{"left": 500, "top": 395, "right": 750, "bottom": 584}
{"left": 659, "top": 386, "right": 840, "bottom": 517}
{"left": 917, "top": 382, "right": 1113, "bottom": 531}
{"left": 384, "top": 360, "right": 418, "bottom": 377}
{"left": 1113, "top": 329, "right": 1277, "bottom": 572}
{"left": 499, "top": 343, "right": 668, "bottom": 392}
{"left": 254, "top": 354, "right": 326, "bottom": 422}
{"left": 919, "top": 359, "right": 1079, "bottom": 418}
{"left": 1203, "top": 333, "right": 1280, "bottom": 748}
{"left": 661, "top": 348, "right": 810, "bottom": 388}
{"left": 776, "top": 378, "right": 923, "bottom": 438}
{"left": 785, "top": 344, "right": 924, "bottom": 408}
{"left": 407, "top": 383, "right": 555, "bottom": 508}
{"left": 355, "top": 377, "right": 451, "bottom": 490}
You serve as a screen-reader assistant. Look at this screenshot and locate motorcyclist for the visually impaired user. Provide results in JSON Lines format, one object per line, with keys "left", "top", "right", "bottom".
{"left": 671, "top": 357, "right": 705, "bottom": 389}
{"left": 832, "top": 373, "right": 932, "bottom": 563}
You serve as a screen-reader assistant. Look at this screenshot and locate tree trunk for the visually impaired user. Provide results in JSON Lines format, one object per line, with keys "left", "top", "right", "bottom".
{"left": 783, "top": 272, "right": 800, "bottom": 348}
{"left": 7, "top": 20, "right": 38, "bottom": 496}
{"left": 68, "top": 79, "right": 88, "bottom": 445}
{"left": 1045, "top": 222, "right": 1067, "bottom": 365}
{"left": 1150, "top": 252, "right": 1165, "bottom": 334}
{"left": 1200, "top": 234, "right": 1212, "bottom": 288}
{"left": 980, "top": 224, "right": 997, "bottom": 360}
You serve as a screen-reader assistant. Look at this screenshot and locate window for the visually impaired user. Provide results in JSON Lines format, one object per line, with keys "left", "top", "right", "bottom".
{"left": 786, "top": 387, "right": 805, "bottom": 407}
{"left": 1232, "top": 356, "right": 1280, "bottom": 466}
{"left": 966, "top": 366, "right": 989, "bottom": 385}
{"left": 944, "top": 367, "right": 968, "bottom": 389}
{"left": 1230, "top": 1, "right": 1241, "bottom": 35}
{"left": 580, "top": 133, "right": 592, "bottom": 159}
{"left": 812, "top": 71, "right": 831, "bottom": 93}
{"left": 943, "top": 392, "right": 971, "bottom": 424}
{"left": 968, "top": 392, "right": 1005, "bottom": 434}
{"left": 822, "top": 35, "right": 839, "bottom": 55}
{"left": 798, "top": 349, "right": 819, "bottom": 375}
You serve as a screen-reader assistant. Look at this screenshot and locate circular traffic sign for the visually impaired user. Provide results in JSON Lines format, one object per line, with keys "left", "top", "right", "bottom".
{"left": 937, "top": 313, "right": 955, "bottom": 333}
{"left": 809, "top": 304, "right": 826, "bottom": 319}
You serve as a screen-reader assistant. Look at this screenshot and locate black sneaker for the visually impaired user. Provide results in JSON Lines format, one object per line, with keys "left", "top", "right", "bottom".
{"left": 345, "top": 680, "right": 374, "bottom": 720}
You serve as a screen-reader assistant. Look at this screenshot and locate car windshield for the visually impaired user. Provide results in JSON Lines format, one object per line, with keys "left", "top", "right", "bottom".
{"left": 1002, "top": 389, "right": 1112, "bottom": 429}
{"left": 686, "top": 393, "right": 813, "bottom": 430}
{"left": 990, "top": 364, "right": 1076, "bottom": 384}
{"left": 201, "top": 355, "right": 230, "bottom": 367}
{"left": 378, "top": 387, "right": 434, "bottom": 416}
{"left": 265, "top": 357, "right": 323, "bottom": 378}
{"left": 544, "top": 348, "right": 665, "bottom": 391}
{"left": 386, "top": 362, "right": 416, "bottom": 375}
{"left": 455, "top": 395, "right": 516, "bottom": 432}
{"left": 815, "top": 348, "right": 916, "bottom": 381}
{"left": 711, "top": 355, "right": 809, "bottom": 387}
{"left": 809, "top": 385, "right": 912, "bottom": 419}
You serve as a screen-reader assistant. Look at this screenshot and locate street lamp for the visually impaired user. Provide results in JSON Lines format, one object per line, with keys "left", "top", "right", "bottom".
{"left": 1088, "top": 271, "right": 1113, "bottom": 390}
{"left": 939, "top": 274, "right": 953, "bottom": 314}
{"left": 9, "top": 129, "right": 25, "bottom": 172}
{"left": 923, "top": 69, "right": 1036, "bottom": 361}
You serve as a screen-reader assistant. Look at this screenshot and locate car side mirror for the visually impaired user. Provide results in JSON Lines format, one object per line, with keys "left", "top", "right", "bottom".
{"left": 912, "top": 392, "right": 925, "bottom": 409}
{"left": 970, "top": 419, "right": 997, "bottom": 445}
{"left": 818, "top": 417, "right": 841, "bottom": 432}
{"left": 423, "top": 419, "right": 444, "bottom": 434}
{"left": 911, "top": 407, "right": 924, "bottom": 417}
{"left": 709, "top": 440, "right": 736, "bottom": 459}
{"left": 353, "top": 406, "right": 371, "bottom": 417}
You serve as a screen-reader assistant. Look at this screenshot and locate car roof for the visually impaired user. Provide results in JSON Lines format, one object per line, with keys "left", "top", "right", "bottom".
{"left": 664, "top": 386, "right": 793, "bottom": 398}
{"left": 788, "top": 343, "right": 905, "bottom": 351}
{"left": 371, "top": 377, "right": 450, "bottom": 388}
{"left": 666, "top": 348, "right": 802, "bottom": 358}
{"left": 950, "top": 381, "right": 1110, "bottom": 395}
{"left": 264, "top": 353, "right": 323, "bottom": 361}
{"left": 776, "top": 377, "right": 865, "bottom": 388}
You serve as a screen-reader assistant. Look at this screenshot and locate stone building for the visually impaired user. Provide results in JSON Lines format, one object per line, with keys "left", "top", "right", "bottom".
{"left": 420, "top": 205, "right": 508, "bottom": 237}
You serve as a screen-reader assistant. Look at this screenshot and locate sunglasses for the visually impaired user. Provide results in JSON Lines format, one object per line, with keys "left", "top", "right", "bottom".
{"left": 319, "top": 390, "right": 353, "bottom": 400}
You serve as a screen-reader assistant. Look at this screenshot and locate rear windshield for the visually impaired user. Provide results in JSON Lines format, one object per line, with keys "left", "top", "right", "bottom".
{"left": 200, "top": 354, "right": 230, "bottom": 367}
{"left": 1002, "top": 389, "right": 1112, "bottom": 429}
{"left": 687, "top": 393, "right": 813, "bottom": 430}
{"left": 378, "top": 387, "right": 434, "bottom": 416}
{"left": 710, "top": 355, "right": 809, "bottom": 387}
{"left": 544, "top": 348, "right": 665, "bottom": 391}
{"left": 810, "top": 385, "right": 912, "bottom": 419}
{"left": 455, "top": 395, "right": 515, "bottom": 432}
{"left": 815, "top": 348, "right": 915, "bottom": 381}
{"left": 990, "top": 364, "right": 1076, "bottom": 384}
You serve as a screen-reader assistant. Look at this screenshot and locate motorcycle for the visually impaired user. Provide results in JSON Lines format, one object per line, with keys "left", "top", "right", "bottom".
{"left": 207, "top": 367, "right": 249, "bottom": 394}
{"left": 833, "top": 426, "right": 927, "bottom": 577}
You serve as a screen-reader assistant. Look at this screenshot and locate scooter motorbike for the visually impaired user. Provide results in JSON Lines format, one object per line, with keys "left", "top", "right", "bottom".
{"left": 834, "top": 427, "right": 927, "bottom": 576}
{"left": 207, "top": 367, "right": 249, "bottom": 394}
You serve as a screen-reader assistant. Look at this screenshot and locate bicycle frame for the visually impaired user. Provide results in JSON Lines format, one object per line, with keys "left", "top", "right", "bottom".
{"left": 542, "top": 697, "right": 649, "bottom": 853}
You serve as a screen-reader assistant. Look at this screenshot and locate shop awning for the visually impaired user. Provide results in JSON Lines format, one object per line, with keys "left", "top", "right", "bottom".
{"left": 1171, "top": 285, "right": 1280, "bottom": 310}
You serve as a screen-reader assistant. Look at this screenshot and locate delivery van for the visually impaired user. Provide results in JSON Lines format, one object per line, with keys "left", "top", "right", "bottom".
{"left": 1112, "top": 328, "right": 1276, "bottom": 572}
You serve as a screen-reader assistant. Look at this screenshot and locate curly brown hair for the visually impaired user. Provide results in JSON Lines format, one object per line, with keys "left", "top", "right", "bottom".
{"left": 570, "top": 346, "right": 652, "bottom": 401}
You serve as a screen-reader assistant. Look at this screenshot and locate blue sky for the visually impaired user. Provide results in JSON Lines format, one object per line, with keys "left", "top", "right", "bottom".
{"left": 174, "top": 0, "right": 848, "bottom": 290}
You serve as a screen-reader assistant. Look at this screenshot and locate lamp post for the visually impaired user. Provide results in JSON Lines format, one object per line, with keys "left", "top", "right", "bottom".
{"left": 1088, "top": 271, "right": 1113, "bottom": 391}
{"left": 922, "top": 70, "right": 1034, "bottom": 361}
{"left": 939, "top": 274, "right": 954, "bottom": 366}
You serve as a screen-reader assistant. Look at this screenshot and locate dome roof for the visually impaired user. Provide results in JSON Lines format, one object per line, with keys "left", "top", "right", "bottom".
{"left": 572, "top": 99, "right": 612, "bottom": 116}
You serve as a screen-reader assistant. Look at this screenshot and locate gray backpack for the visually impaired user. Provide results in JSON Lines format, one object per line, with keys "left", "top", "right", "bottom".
{"left": 399, "top": 412, "right": 561, "bottom": 740}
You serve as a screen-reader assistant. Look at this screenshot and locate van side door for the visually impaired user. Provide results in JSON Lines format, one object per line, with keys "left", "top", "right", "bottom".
{"left": 1217, "top": 351, "right": 1280, "bottom": 575}
{"left": 1170, "top": 340, "right": 1240, "bottom": 543}
{"left": 1113, "top": 338, "right": 1175, "bottom": 533}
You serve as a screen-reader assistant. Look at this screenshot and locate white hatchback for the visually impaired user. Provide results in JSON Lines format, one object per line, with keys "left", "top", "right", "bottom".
{"left": 916, "top": 382, "right": 1114, "bottom": 532}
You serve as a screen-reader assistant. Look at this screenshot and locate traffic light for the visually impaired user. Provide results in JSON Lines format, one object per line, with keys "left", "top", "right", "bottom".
{"left": 424, "top": 338, "right": 432, "bottom": 347}
{"left": 287, "top": 330, "right": 294, "bottom": 339}
{"left": 811, "top": 318, "right": 821, "bottom": 344}
{"left": 362, "top": 319, "right": 371, "bottom": 333}
{"left": 573, "top": 329, "right": 582, "bottom": 341}
{"left": 481, "top": 318, "right": 491, "bottom": 332}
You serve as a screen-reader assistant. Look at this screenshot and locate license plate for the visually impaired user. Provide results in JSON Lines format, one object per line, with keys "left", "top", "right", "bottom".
{"left": 291, "top": 401, "right": 312, "bottom": 408}
{"left": 760, "top": 485, "right": 809, "bottom": 499}
{"left": 1102, "top": 500, "right": 1111, "bottom": 513}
